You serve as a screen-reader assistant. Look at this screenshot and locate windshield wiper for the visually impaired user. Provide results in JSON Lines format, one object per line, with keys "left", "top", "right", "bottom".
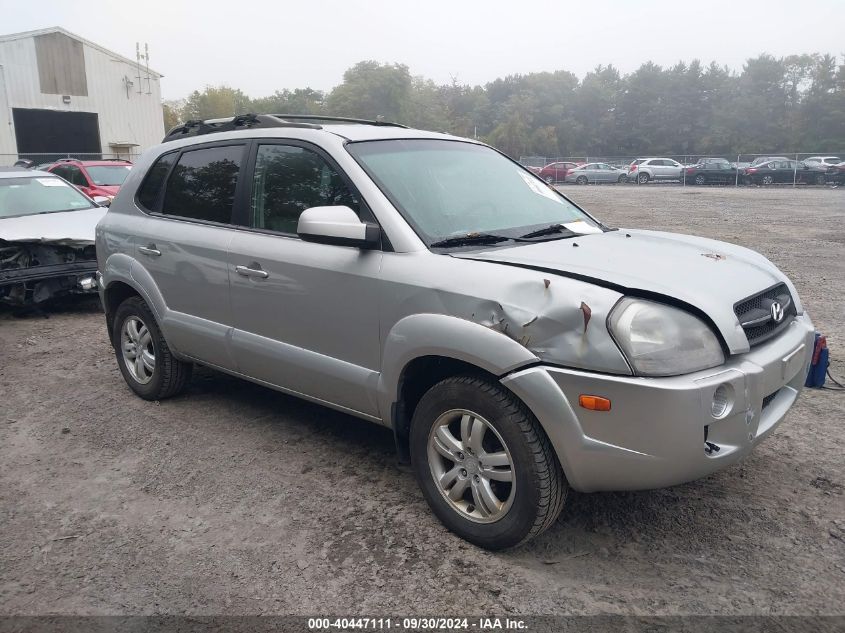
{"left": 429, "top": 232, "right": 513, "bottom": 248}
{"left": 518, "top": 223, "right": 578, "bottom": 239}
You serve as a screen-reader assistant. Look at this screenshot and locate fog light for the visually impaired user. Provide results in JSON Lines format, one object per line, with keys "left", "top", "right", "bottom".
{"left": 711, "top": 383, "right": 733, "bottom": 419}
{"left": 78, "top": 276, "right": 97, "bottom": 291}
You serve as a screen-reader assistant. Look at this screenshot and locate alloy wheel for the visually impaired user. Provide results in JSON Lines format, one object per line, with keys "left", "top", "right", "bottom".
{"left": 427, "top": 409, "right": 515, "bottom": 523}
{"left": 121, "top": 316, "right": 155, "bottom": 384}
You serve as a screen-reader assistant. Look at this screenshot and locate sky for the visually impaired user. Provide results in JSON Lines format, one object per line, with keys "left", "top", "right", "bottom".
{"left": 1, "top": 0, "right": 843, "bottom": 100}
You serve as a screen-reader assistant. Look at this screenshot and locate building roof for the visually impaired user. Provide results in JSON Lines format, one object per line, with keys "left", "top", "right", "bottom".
{"left": 0, "top": 26, "right": 164, "bottom": 78}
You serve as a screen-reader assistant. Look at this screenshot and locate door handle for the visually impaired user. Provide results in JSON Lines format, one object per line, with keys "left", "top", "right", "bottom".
{"left": 138, "top": 245, "right": 161, "bottom": 257}
{"left": 235, "top": 265, "right": 269, "bottom": 279}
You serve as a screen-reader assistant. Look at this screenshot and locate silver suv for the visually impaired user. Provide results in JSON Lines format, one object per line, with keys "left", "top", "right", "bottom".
{"left": 97, "top": 114, "right": 814, "bottom": 549}
{"left": 627, "top": 157, "right": 684, "bottom": 183}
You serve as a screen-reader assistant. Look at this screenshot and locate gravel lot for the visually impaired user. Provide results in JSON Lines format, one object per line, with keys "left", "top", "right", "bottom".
{"left": 1, "top": 185, "right": 843, "bottom": 617}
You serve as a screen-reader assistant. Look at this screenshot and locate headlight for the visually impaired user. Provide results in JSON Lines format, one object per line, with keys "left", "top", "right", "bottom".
{"left": 609, "top": 298, "right": 725, "bottom": 376}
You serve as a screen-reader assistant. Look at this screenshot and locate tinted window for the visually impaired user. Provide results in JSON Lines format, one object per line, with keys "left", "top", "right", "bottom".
{"left": 67, "top": 166, "right": 88, "bottom": 186}
{"left": 162, "top": 145, "right": 243, "bottom": 223}
{"left": 138, "top": 152, "right": 177, "bottom": 211}
{"left": 250, "top": 144, "right": 359, "bottom": 234}
{"left": 87, "top": 165, "right": 131, "bottom": 186}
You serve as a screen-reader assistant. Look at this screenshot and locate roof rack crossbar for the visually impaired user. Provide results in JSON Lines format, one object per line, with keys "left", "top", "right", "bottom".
{"left": 270, "top": 114, "right": 408, "bottom": 128}
{"left": 162, "top": 113, "right": 322, "bottom": 143}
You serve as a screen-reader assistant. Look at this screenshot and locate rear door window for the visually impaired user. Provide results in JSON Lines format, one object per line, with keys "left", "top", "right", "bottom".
{"left": 162, "top": 145, "right": 244, "bottom": 223}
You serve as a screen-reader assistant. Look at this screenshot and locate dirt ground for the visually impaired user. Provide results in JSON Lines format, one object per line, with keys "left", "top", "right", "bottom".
{"left": 1, "top": 185, "right": 843, "bottom": 617}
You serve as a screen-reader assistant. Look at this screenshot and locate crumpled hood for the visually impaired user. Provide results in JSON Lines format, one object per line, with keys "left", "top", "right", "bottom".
{"left": 0, "top": 207, "right": 107, "bottom": 247}
{"left": 456, "top": 229, "right": 802, "bottom": 353}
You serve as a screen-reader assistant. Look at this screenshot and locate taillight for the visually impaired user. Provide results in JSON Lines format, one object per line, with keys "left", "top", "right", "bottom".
{"left": 746, "top": 168, "right": 757, "bottom": 173}
{"left": 630, "top": 164, "right": 638, "bottom": 171}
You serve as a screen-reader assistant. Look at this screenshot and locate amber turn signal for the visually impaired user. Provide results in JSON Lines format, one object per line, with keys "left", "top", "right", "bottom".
{"left": 579, "top": 395, "right": 611, "bottom": 411}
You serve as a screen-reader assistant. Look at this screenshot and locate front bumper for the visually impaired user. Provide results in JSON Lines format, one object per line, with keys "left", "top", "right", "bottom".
{"left": 502, "top": 313, "right": 815, "bottom": 492}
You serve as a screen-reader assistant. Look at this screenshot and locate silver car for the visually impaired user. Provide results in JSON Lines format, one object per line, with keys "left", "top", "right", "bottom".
{"left": 564, "top": 162, "right": 628, "bottom": 184}
{"left": 627, "top": 157, "right": 684, "bottom": 183}
{"left": 96, "top": 114, "right": 815, "bottom": 549}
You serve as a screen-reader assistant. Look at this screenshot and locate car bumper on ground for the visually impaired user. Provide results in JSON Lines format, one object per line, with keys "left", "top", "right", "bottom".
{"left": 501, "top": 313, "right": 815, "bottom": 493}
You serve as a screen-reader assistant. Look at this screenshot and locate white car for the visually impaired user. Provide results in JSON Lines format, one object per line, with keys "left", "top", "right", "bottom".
{"left": 627, "top": 158, "right": 684, "bottom": 184}
{"left": 803, "top": 156, "right": 841, "bottom": 168}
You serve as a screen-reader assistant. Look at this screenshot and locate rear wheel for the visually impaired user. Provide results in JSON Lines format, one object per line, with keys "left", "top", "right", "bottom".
{"left": 576, "top": 175, "right": 588, "bottom": 185}
{"left": 762, "top": 175, "right": 774, "bottom": 185}
{"left": 637, "top": 172, "right": 650, "bottom": 184}
{"left": 410, "top": 375, "right": 567, "bottom": 550}
{"left": 544, "top": 175, "right": 555, "bottom": 184}
{"left": 694, "top": 174, "right": 706, "bottom": 185}
{"left": 113, "top": 296, "right": 192, "bottom": 400}
{"left": 815, "top": 174, "right": 826, "bottom": 185}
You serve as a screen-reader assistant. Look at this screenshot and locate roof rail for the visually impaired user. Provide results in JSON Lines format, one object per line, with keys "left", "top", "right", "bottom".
{"left": 269, "top": 114, "right": 408, "bottom": 128}
{"left": 161, "top": 113, "right": 322, "bottom": 143}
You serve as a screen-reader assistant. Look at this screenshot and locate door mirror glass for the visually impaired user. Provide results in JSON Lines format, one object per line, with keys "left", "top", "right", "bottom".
{"left": 297, "top": 205, "right": 380, "bottom": 248}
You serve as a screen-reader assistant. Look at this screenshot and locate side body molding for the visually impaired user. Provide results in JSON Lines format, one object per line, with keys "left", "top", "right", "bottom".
{"left": 377, "top": 313, "right": 540, "bottom": 422}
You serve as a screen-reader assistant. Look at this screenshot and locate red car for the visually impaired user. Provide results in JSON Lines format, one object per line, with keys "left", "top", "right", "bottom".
{"left": 537, "top": 161, "right": 582, "bottom": 184}
{"left": 47, "top": 159, "right": 133, "bottom": 200}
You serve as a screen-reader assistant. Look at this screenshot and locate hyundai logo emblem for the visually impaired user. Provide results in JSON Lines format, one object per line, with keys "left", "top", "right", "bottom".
{"left": 770, "top": 301, "right": 784, "bottom": 323}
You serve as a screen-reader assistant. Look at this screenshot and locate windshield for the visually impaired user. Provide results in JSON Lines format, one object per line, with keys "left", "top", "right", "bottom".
{"left": 85, "top": 165, "right": 131, "bottom": 186}
{"left": 347, "top": 140, "right": 601, "bottom": 245}
{"left": 0, "top": 176, "right": 96, "bottom": 219}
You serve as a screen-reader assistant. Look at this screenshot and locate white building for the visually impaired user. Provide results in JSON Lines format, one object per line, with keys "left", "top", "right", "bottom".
{"left": 0, "top": 27, "right": 164, "bottom": 161}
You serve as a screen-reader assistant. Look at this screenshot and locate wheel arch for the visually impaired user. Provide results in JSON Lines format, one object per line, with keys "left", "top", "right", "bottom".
{"left": 379, "top": 314, "right": 540, "bottom": 462}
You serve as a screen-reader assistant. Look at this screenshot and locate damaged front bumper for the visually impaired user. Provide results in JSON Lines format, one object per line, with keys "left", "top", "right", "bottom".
{"left": 502, "top": 313, "right": 815, "bottom": 493}
{"left": 0, "top": 242, "right": 98, "bottom": 306}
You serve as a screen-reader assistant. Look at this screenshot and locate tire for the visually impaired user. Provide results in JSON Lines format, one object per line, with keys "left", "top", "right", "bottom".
{"left": 637, "top": 172, "right": 650, "bottom": 184}
{"left": 544, "top": 175, "right": 555, "bottom": 184}
{"left": 112, "top": 296, "right": 192, "bottom": 400}
{"left": 410, "top": 375, "right": 567, "bottom": 550}
{"left": 761, "top": 175, "right": 774, "bottom": 185}
{"left": 576, "top": 175, "right": 588, "bottom": 185}
{"left": 694, "top": 174, "right": 706, "bottom": 185}
{"left": 815, "top": 174, "right": 826, "bottom": 185}
{"left": 617, "top": 174, "right": 628, "bottom": 183}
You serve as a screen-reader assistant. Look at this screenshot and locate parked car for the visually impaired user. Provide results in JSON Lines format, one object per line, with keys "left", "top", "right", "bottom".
{"left": 97, "top": 114, "right": 815, "bottom": 550}
{"left": 684, "top": 158, "right": 739, "bottom": 185}
{"left": 1, "top": 168, "right": 109, "bottom": 306}
{"left": 537, "top": 161, "right": 581, "bottom": 184}
{"left": 47, "top": 159, "right": 132, "bottom": 201}
{"left": 742, "top": 160, "right": 827, "bottom": 185}
{"left": 564, "top": 162, "right": 628, "bottom": 184}
{"left": 627, "top": 157, "right": 683, "bottom": 183}
{"left": 803, "top": 156, "right": 841, "bottom": 168}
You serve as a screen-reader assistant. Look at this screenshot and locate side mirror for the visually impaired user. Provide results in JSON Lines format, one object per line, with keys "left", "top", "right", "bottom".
{"left": 297, "top": 206, "right": 380, "bottom": 248}
{"left": 92, "top": 195, "right": 111, "bottom": 207}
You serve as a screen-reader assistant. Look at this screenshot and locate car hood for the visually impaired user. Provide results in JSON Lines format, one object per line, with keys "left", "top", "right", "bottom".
{"left": 0, "top": 207, "right": 107, "bottom": 247}
{"left": 454, "top": 228, "right": 802, "bottom": 354}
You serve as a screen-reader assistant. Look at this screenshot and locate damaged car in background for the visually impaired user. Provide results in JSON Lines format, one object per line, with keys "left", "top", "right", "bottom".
{"left": 96, "top": 114, "right": 816, "bottom": 550}
{"left": 1, "top": 168, "right": 108, "bottom": 307}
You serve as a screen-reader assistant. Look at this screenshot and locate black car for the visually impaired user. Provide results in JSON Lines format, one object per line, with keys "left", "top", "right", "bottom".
{"left": 743, "top": 160, "right": 828, "bottom": 185}
{"left": 684, "top": 158, "right": 738, "bottom": 185}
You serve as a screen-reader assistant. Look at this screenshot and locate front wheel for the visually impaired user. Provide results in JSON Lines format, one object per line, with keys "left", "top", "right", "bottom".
{"left": 113, "top": 296, "right": 192, "bottom": 400}
{"left": 410, "top": 376, "right": 567, "bottom": 550}
{"left": 617, "top": 174, "right": 628, "bottom": 183}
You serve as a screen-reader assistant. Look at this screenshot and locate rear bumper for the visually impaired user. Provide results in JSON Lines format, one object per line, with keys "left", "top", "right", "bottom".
{"left": 502, "top": 313, "right": 815, "bottom": 492}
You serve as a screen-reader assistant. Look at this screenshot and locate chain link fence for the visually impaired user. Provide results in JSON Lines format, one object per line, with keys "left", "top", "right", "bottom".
{"left": 519, "top": 152, "right": 845, "bottom": 187}
{"left": 2, "top": 152, "right": 140, "bottom": 168}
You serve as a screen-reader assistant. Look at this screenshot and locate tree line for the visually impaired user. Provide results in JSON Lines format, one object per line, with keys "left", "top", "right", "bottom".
{"left": 163, "top": 54, "right": 845, "bottom": 159}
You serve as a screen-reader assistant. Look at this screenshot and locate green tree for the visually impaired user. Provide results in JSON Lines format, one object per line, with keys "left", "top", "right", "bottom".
{"left": 182, "top": 85, "right": 251, "bottom": 120}
{"left": 326, "top": 61, "right": 413, "bottom": 122}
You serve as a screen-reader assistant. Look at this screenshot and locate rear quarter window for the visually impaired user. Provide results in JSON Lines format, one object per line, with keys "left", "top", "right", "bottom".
{"left": 137, "top": 152, "right": 177, "bottom": 211}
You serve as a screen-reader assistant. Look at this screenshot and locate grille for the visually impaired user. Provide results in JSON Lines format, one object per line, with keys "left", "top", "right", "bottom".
{"left": 762, "top": 389, "right": 780, "bottom": 410}
{"left": 734, "top": 283, "right": 796, "bottom": 347}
